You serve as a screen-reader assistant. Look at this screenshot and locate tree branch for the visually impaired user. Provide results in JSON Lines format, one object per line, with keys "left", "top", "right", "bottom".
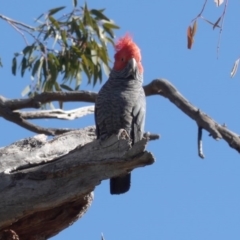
{"left": 1, "top": 78, "right": 240, "bottom": 154}
{"left": 144, "top": 78, "right": 240, "bottom": 154}
{"left": 0, "top": 100, "right": 73, "bottom": 135}
{"left": 0, "top": 14, "right": 35, "bottom": 31}
{"left": 4, "top": 91, "right": 97, "bottom": 111}
{"left": 0, "top": 127, "right": 154, "bottom": 239}
{"left": 18, "top": 105, "right": 94, "bottom": 120}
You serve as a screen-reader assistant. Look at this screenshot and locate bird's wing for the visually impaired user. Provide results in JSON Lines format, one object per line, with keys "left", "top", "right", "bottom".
{"left": 94, "top": 105, "right": 100, "bottom": 139}
{"left": 94, "top": 79, "right": 112, "bottom": 140}
{"left": 132, "top": 88, "right": 146, "bottom": 143}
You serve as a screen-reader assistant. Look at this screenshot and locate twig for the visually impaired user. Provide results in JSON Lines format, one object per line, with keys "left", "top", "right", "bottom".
{"left": 216, "top": 0, "right": 228, "bottom": 58}
{"left": 4, "top": 91, "right": 97, "bottom": 111}
{"left": 191, "top": 0, "right": 208, "bottom": 22}
{"left": 1, "top": 78, "right": 240, "bottom": 156}
{"left": 7, "top": 21, "right": 29, "bottom": 45}
{"left": 143, "top": 132, "right": 160, "bottom": 141}
{"left": 198, "top": 126, "right": 204, "bottom": 158}
{"left": 18, "top": 106, "right": 94, "bottom": 120}
{"left": 144, "top": 79, "right": 240, "bottom": 154}
{"left": 0, "top": 14, "right": 35, "bottom": 31}
{"left": 0, "top": 99, "right": 73, "bottom": 136}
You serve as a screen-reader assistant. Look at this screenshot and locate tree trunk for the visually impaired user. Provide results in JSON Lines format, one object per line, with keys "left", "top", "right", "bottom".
{"left": 0, "top": 126, "right": 154, "bottom": 239}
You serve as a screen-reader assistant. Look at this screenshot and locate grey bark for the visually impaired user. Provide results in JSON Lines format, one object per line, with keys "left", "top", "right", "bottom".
{"left": 1, "top": 79, "right": 240, "bottom": 155}
{"left": 17, "top": 106, "right": 94, "bottom": 120}
{"left": 1, "top": 78, "right": 240, "bottom": 238}
{"left": 0, "top": 126, "right": 154, "bottom": 239}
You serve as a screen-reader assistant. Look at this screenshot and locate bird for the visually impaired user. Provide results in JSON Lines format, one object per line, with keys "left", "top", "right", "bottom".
{"left": 94, "top": 34, "right": 146, "bottom": 194}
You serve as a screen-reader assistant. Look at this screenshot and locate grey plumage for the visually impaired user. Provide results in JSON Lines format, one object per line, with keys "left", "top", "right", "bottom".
{"left": 95, "top": 58, "right": 146, "bottom": 194}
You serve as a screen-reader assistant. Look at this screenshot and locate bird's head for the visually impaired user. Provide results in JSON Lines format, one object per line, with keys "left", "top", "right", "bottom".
{"left": 112, "top": 34, "right": 143, "bottom": 78}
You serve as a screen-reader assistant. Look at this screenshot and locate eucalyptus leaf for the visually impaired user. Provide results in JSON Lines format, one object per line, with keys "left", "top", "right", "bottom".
{"left": 49, "top": 6, "right": 66, "bottom": 15}
{"left": 102, "top": 62, "right": 110, "bottom": 77}
{"left": 21, "top": 85, "right": 31, "bottom": 97}
{"left": 60, "top": 84, "right": 73, "bottom": 91}
{"left": 73, "top": 0, "right": 77, "bottom": 7}
{"left": 12, "top": 57, "right": 17, "bottom": 76}
{"left": 12, "top": 3, "right": 119, "bottom": 93}
{"left": 21, "top": 57, "right": 27, "bottom": 77}
{"left": 31, "top": 59, "right": 41, "bottom": 78}
{"left": 103, "top": 22, "right": 120, "bottom": 29}
{"left": 90, "top": 9, "right": 110, "bottom": 21}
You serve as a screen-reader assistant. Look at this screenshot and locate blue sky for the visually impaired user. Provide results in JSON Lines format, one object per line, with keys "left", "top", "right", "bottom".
{"left": 1, "top": 1, "right": 240, "bottom": 239}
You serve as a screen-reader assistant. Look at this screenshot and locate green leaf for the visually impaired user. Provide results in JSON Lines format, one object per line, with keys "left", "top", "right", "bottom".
{"left": 81, "top": 61, "right": 91, "bottom": 83}
{"left": 93, "top": 65, "right": 99, "bottom": 86}
{"left": 43, "top": 26, "right": 54, "bottom": 41}
{"left": 42, "top": 59, "right": 48, "bottom": 80}
{"left": 54, "top": 82, "right": 62, "bottom": 91}
{"left": 90, "top": 9, "right": 110, "bottom": 21}
{"left": 28, "top": 56, "right": 38, "bottom": 66}
{"left": 49, "top": 6, "right": 66, "bottom": 15}
{"left": 39, "top": 42, "right": 46, "bottom": 54}
{"left": 73, "top": 0, "right": 77, "bottom": 7}
{"left": 21, "top": 85, "right": 31, "bottom": 97}
{"left": 43, "top": 79, "right": 54, "bottom": 92}
{"left": 61, "top": 30, "right": 67, "bottom": 46}
{"left": 48, "top": 53, "right": 58, "bottom": 64}
{"left": 48, "top": 59, "right": 58, "bottom": 83}
{"left": 23, "top": 45, "right": 34, "bottom": 55}
{"left": 98, "top": 63, "right": 102, "bottom": 83}
{"left": 98, "top": 47, "right": 108, "bottom": 65}
{"left": 83, "top": 3, "right": 93, "bottom": 27}
{"left": 37, "top": 57, "right": 44, "bottom": 80}
{"left": 49, "top": 16, "right": 60, "bottom": 30}
{"left": 35, "top": 13, "right": 44, "bottom": 22}
{"left": 60, "top": 84, "right": 73, "bottom": 91}
{"left": 103, "top": 22, "right": 120, "bottom": 29}
{"left": 12, "top": 57, "right": 17, "bottom": 75}
{"left": 91, "top": 49, "right": 97, "bottom": 65}
{"left": 31, "top": 59, "right": 41, "bottom": 77}
{"left": 102, "top": 62, "right": 110, "bottom": 77}
{"left": 21, "top": 57, "right": 27, "bottom": 77}
{"left": 102, "top": 25, "right": 114, "bottom": 38}
{"left": 105, "top": 36, "right": 115, "bottom": 45}
{"left": 75, "top": 71, "right": 82, "bottom": 90}
{"left": 71, "top": 19, "right": 82, "bottom": 39}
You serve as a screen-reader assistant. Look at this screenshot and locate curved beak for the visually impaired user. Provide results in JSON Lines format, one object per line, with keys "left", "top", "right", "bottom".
{"left": 128, "top": 58, "right": 137, "bottom": 77}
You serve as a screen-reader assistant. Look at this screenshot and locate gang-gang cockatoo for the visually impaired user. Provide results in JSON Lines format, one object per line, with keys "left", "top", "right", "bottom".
{"left": 94, "top": 34, "right": 146, "bottom": 194}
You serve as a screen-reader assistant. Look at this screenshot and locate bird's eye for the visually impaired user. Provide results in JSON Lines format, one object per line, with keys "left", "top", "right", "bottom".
{"left": 121, "top": 58, "right": 124, "bottom": 62}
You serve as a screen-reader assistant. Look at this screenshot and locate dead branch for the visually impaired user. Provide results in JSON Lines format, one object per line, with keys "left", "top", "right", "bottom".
{"left": 3, "top": 91, "right": 97, "bottom": 111}
{"left": 0, "top": 127, "right": 154, "bottom": 239}
{"left": 1, "top": 77, "right": 240, "bottom": 239}
{"left": 0, "top": 99, "right": 73, "bottom": 135}
{"left": 18, "top": 105, "right": 94, "bottom": 120}
{"left": 0, "top": 14, "right": 35, "bottom": 31}
{"left": 1, "top": 78, "right": 240, "bottom": 153}
{"left": 144, "top": 78, "right": 240, "bottom": 153}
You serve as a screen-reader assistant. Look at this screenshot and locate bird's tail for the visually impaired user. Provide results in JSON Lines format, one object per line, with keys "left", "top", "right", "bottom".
{"left": 110, "top": 173, "right": 131, "bottom": 194}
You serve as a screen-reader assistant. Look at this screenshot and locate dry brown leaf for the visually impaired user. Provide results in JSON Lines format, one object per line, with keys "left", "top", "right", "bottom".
{"left": 230, "top": 59, "right": 240, "bottom": 78}
{"left": 214, "top": 0, "right": 224, "bottom": 7}
{"left": 187, "top": 25, "right": 194, "bottom": 49}
{"left": 192, "top": 21, "right": 198, "bottom": 37}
